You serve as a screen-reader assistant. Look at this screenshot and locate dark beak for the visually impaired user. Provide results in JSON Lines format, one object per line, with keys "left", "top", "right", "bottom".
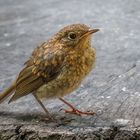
{"left": 88, "top": 29, "right": 99, "bottom": 34}
{"left": 81, "top": 28, "right": 99, "bottom": 39}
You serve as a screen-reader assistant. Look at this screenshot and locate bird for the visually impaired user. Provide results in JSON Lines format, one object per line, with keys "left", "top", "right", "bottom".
{"left": 0, "top": 24, "right": 99, "bottom": 120}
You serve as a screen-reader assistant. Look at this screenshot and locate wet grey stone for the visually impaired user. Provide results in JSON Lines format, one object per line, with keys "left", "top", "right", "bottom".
{"left": 0, "top": 0, "right": 140, "bottom": 139}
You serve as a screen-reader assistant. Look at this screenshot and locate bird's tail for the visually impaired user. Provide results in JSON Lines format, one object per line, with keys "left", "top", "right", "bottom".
{"left": 0, "top": 82, "right": 15, "bottom": 104}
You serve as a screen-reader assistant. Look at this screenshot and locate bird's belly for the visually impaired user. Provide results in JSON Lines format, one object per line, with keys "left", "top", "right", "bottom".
{"left": 35, "top": 74, "right": 81, "bottom": 100}
{"left": 35, "top": 65, "right": 93, "bottom": 99}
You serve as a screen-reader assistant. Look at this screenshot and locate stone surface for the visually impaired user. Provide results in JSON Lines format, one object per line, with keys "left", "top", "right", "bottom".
{"left": 0, "top": 0, "right": 140, "bottom": 139}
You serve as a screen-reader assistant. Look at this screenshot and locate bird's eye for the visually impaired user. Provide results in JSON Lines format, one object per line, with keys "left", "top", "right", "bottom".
{"left": 68, "top": 32, "right": 77, "bottom": 40}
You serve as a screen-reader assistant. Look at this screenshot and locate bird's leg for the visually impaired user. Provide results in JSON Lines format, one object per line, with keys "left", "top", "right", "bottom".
{"left": 33, "top": 93, "right": 55, "bottom": 121}
{"left": 59, "top": 98, "right": 96, "bottom": 116}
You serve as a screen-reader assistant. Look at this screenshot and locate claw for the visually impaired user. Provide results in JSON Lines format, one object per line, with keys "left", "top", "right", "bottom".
{"left": 59, "top": 98, "right": 96, "bottom": 116}
{"left": 61, "top": 108, "right": 96, "bottom": 116}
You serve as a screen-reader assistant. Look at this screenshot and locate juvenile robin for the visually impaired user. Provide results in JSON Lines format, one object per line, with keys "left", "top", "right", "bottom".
{"left": 0, "top": 24, "right": 99, "bottom": 120}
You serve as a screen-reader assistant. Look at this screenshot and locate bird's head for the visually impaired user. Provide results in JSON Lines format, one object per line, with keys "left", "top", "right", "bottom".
{"left": 53, "top": 24, "right": 99, "bottom": 49}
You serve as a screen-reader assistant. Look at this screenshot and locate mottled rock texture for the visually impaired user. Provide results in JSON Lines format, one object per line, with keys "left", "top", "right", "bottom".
{"left": 0, "top": 0, "right": 140, "bottom": 139}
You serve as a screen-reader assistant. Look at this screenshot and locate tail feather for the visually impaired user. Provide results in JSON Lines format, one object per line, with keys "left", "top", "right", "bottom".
{"left": 0, "top": 83, "right": 15, "bottom": 104}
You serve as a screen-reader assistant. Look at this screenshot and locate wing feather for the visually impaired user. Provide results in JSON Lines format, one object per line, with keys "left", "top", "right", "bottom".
{"left": 9, "top": 42, "right": 64, "bottom": 103}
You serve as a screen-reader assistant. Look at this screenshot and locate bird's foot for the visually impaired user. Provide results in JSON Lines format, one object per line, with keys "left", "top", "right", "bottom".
{"left": 59, "top": 98, "right": 96, "bottom": 116}
{"left": 62, "top": 108, "right": 96, "bottom": 116}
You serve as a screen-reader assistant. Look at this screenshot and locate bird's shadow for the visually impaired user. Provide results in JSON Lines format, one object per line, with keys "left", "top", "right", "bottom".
{"left": 0, "top": 111, "right": 40, "bottom": 122}
{"left": 0, "top": 110, "right": 99, "bottom": 127}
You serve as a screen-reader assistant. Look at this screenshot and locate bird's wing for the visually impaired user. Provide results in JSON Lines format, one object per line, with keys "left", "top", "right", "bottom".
{"left": 9, "top": 42, "right": 65, "bottom": 103}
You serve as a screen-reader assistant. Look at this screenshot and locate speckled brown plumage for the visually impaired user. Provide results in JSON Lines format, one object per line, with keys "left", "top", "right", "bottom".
{"left": 0, "top": 24, "right": 99, "bottom": 119}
